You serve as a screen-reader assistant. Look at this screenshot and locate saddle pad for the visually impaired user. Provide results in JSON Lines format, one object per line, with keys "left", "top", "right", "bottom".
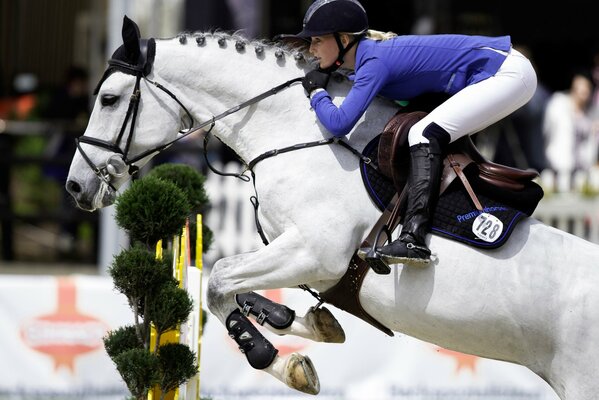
{"left": 431, "top": 176, "right": 525, "bottom": 248}
{"left": 360, "top": 135, "right": 396, "bottom": 211}
{"left": 360, "top": 136, "right": 543, "bottom": 249}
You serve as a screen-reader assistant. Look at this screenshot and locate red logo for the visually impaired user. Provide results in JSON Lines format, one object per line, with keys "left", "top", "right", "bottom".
{"left": 435, "top": 346, "right": 480, "bottom": 374}
{"left": 20, "top": 278, "right": 110, "bottom": 373}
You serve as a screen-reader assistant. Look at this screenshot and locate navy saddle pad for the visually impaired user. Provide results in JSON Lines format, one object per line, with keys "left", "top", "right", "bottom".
{"left": 360, "top": 135, "right": 544, "bottom": 249}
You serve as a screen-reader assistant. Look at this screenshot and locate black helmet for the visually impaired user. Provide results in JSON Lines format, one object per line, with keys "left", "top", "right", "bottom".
{"left": 296, "top": 0, "right": 368, "bottom": 38}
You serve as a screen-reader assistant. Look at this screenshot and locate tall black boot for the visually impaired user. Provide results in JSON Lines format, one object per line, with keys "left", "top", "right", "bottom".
{"left": 378, "top": 142, "right": 443, "bottom": 266}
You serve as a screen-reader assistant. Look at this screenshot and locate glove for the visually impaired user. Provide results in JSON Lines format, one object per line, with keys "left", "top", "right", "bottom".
{"left": 302, "top": 69, "right": 330, "bottom": 97}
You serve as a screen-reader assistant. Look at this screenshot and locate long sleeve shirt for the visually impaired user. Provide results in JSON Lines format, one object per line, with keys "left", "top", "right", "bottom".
{"left": 310, "top": 34, "right": 511, "bottom": 137}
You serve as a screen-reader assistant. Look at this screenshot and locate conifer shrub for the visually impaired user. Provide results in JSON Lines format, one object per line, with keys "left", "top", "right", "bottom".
{"left": 104, "top": 165, "right": 212, "bottom": 399}
{"left": 146, "top": 164, "right": 214, "bottom": 252}
{"left": 114, "top": 177, "right": 190, "bottom": 248}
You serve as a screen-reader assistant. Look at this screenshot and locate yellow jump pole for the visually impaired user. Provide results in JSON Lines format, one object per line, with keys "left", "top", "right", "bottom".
{"left": 149, "top": 233, "right": 182, "bottom": 400}
{"left": 196, "top": 214, "right": 203, "bottom": 399}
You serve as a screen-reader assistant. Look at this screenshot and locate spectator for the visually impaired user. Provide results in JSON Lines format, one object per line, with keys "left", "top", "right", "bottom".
{"left": 543, "top": 71, "right": 597, "bottom": 182}
{"left": 0, "top": 73, "right": 40, "bottom": 120}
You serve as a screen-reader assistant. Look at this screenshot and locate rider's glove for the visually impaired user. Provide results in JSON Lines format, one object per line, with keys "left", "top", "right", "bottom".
{"left": 302, "top": 69, "right": 330, "bottom": 98}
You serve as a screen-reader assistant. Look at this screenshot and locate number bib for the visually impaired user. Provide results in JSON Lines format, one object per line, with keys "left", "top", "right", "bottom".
{"left": 472, "top": 212, "right": 504, "bottom": 243}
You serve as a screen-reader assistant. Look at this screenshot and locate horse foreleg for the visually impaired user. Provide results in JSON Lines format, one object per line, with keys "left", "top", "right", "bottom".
{"left": 207, "top": 229, "right": 344, "bottom": 394}
{"left": 235, "top": 291, "right": 345, "bottom": 343}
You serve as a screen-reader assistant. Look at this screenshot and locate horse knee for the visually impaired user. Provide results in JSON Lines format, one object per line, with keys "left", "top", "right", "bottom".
{"left": 206, "top": 275, "right": 230, "bottom": 315}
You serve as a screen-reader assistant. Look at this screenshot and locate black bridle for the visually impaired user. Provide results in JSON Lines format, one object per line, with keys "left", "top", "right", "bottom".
{"left": 76, "top": 47, "right": 309, "bottom": 191}
{"left": 76, "top": 63, "right": 196, "bottom": 191}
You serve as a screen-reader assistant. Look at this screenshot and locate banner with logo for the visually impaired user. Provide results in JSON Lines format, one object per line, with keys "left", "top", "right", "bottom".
{"left": 0, "top": 275, "right": 130, "bottom": 398}
{"left": 0, "top": 275, "right": 559, "bottom": 400}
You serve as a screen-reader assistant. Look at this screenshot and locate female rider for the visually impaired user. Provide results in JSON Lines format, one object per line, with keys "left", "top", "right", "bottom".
{"left": 298, "top": 0, "right": 537, "bottom": 268}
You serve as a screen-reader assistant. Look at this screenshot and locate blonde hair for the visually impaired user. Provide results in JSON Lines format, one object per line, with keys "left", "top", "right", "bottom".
{"left": 365, "top": 29, "right": 397, "bottom": 41}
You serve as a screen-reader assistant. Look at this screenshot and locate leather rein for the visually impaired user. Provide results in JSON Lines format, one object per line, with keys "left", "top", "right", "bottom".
{"left": 79, "top": 62, "right": 372, "bottom": 192}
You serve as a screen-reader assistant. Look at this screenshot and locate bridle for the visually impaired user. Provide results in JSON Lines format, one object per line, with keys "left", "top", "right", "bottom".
{"left": 76, "top": 37, "right": 199, "bottom": 191}
{"left": 76, "top": 36, "right": 311, "bottom": 191}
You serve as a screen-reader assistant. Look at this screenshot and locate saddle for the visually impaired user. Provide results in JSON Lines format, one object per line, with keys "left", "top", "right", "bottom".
{"left": 378, "top": 111, "right": 539, "bottom": 199}
{"left": 319, "top": 111, "right": 544, "bottom": 337}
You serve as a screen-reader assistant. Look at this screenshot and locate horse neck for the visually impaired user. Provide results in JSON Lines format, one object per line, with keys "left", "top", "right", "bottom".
{"left": 153, "top": 36, "right": 318, "bottom": 163}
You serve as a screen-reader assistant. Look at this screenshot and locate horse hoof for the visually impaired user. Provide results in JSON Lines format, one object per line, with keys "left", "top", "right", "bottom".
{"left": 306, "top": 306, "right": 346, "bottom": 343}
{"left": 284, "top": 353, "right": 320, "bottom": 395}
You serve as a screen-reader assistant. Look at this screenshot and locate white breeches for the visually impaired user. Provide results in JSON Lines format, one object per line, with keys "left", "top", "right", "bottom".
{"left": 408, "top": 48, "right": 538, "bottom": 146}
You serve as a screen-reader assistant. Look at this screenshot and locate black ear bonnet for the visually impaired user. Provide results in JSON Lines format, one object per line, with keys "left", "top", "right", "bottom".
{"left": 93, "top": 16, "right": 156, "bottom": 95}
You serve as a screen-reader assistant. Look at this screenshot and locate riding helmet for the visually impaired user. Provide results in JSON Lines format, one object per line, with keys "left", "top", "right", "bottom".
{"left": 296, "top": 0, "right": 368, "bottom": 38}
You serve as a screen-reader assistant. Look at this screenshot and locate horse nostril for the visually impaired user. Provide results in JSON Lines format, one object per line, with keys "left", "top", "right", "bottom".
{"left": 66, "top": 180, "right": 81, "bottom": 194}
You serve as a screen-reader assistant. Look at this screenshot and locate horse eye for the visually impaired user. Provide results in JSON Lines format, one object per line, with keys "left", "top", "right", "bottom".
{"left": 101, "top": 94, "right": 119, "bottom": 107}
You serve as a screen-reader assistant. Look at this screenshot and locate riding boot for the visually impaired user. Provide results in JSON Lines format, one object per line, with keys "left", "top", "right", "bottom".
{"left": 377, "top": 141, "right": 443, "bottom": 266}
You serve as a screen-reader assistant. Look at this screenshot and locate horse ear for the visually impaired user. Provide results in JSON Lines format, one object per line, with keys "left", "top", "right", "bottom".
{"left": 122, "top": 15, "right": 141, "bottom": 64}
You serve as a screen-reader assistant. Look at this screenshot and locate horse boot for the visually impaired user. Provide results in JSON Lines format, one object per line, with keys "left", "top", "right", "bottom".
{"left": 226, "top": 309, "right": 278, "bottom": 369}
{"left": 236, "top": 291, "right": 295, "bottom": 329}
{"left": 377, "top": 140, "right": 443, "bottom": 267}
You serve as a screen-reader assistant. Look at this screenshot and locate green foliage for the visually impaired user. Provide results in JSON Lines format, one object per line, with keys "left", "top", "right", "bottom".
{"left": 146, "top": 164, "right": 209, "bottom": 213}
{"left": 157, "top": 343, "right": 199, "bottom": 393}
{"left": 148, "top": 164, "right": 214, "bottom": 252}
{"left": 115, "top": 177, "right": 190, "bottom": 247}
{"left": 104, "top": 325, "right": 143, "bottom": 359}
{"left": 113, "top": 349, "right": 160, "bottom": 400}
{"left": 108, "top": 245, "right": 173, "bottom": 305}
{"left": 147, "top": 282, "right": 194, "bottom": 336}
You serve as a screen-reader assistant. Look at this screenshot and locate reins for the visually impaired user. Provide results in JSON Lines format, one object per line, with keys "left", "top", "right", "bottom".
{"left": 204, "top": 130, "right": 374, "bottom": 246}
{"left": 129, "top": 76, "right": 306, "bottom": 170}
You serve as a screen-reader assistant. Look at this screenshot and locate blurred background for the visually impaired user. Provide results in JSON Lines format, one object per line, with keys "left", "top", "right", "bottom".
{"left": 2, "top": 0, "right": 599, "bottom": 399}
{"left": 3, "top": 0, "right": 599, "bottom": 270}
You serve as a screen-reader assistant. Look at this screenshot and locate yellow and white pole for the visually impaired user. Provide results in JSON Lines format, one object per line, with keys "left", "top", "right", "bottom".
{"left": 196, "top": 214, "right": 203, "bottom": 399}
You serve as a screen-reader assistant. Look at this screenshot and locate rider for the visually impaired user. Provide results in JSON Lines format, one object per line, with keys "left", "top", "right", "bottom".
{"left": 297, "top": 0, "right": 537, "bottom": 267}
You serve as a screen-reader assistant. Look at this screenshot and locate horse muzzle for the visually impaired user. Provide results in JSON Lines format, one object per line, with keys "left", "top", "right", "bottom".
{"left": 65, "top": 178, "right": 117, "bottom": 211}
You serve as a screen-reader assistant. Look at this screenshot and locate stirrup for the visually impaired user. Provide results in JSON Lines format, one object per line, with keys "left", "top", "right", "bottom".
{"left": 379, "top": 240, "right": 431, "bottom": 267}
{"left": 358, "top": 225, "right": 392, "bottom": 275}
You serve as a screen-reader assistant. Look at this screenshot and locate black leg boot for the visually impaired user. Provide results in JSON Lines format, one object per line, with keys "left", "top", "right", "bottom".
{"left": 377, "top": 142, "right": 443, "bottom": 266}
{"left": 226, "top": 309, "right": 278, "bottom": 369}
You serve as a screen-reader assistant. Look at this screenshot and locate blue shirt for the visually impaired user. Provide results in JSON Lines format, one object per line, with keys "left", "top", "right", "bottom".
{"left": 310, "top": 34, "right": 511, "bottom": 137}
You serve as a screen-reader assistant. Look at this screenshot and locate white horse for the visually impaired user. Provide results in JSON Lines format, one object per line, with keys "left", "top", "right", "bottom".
{"left": 66, "top": 18, "right": 599, "bottom": 399}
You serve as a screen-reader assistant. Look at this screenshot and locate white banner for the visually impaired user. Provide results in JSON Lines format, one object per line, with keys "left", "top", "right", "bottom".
{"left": 0, "top": 275, "right": 560, "bottom": 400}
{"left": 0, "top": 275, "right": 130, "bottom": 399}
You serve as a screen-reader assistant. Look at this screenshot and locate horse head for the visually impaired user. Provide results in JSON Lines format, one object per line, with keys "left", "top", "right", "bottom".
{"left": 66, "top": 16, "right": 191, "bottom": 211}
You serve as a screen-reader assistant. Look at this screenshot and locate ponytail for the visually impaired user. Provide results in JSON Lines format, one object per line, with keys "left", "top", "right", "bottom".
{"left": 366, "top": 29, "right": 397, "bottom": 41}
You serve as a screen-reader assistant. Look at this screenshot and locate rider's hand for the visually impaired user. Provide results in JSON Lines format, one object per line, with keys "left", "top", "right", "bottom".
{"left": 302, "top": 69, "right": 330, "bottom": 98}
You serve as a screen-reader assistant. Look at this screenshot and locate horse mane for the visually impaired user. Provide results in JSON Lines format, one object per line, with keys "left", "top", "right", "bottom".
{"left": 155, "top": 30, "right": 314, "bottom": 66}
{"left": 154, "top": 30, "right": 355, "bottom": 87}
